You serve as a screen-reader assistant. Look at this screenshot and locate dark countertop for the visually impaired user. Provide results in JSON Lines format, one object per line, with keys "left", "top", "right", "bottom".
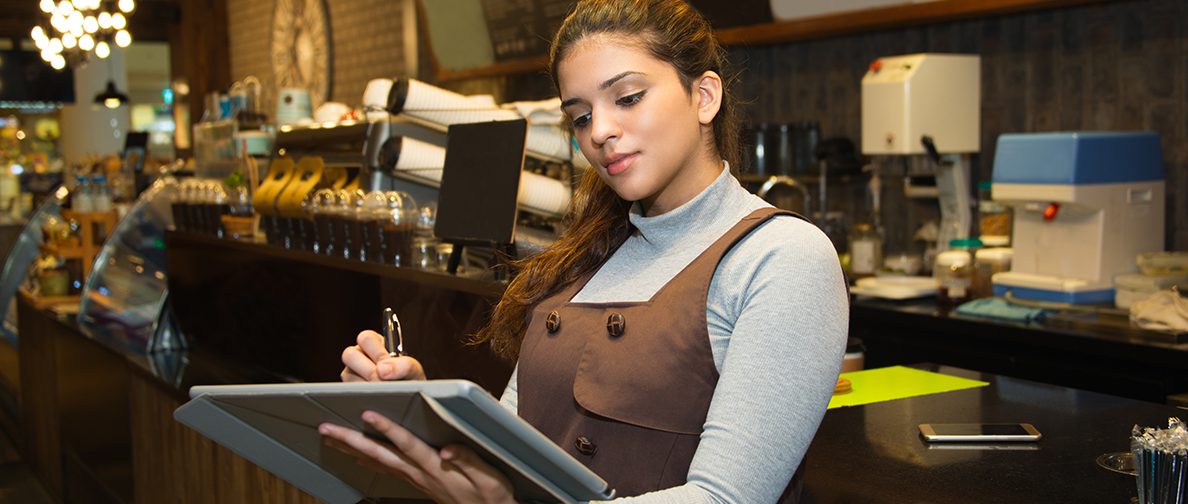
{"left": 18, "top": 300, "right": 1177, "bottom": 502}
{"left": 804, "top": 364, "right": 1174, "bottom": 503}
{"left": 850, "top": 297, "right": 1188, "bottom": 403}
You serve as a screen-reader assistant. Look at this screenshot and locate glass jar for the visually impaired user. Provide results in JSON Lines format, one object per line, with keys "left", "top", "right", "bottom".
{"left": 973, "top": 247, "right": 1013, "bottom": 299}
{"left": 934, "top": 249, "right": 973, "bottom": 310}
{"left": 977, "top": 181, "right": 1012, "bottom": 247}
{"left": 849, "top": 223, "right": 883, "bottom": 279}
{"left": 358, "top": 191, "right": 389, "bottom": 263}
{"left": 382, "top": 191, "right": 418, "bottom": 266}
{"left": 309, "top": 189, "right": 337, "bottom": 255}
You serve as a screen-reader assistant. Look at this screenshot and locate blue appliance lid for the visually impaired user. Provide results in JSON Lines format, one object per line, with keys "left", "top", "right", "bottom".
{"left": 992, "top": 132, "right": 1164, "bottom": 184}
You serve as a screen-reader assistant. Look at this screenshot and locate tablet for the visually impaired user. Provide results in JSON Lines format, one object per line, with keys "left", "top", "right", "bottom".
{"left": 174, "top": 380, "right": 614, "bottom": 504}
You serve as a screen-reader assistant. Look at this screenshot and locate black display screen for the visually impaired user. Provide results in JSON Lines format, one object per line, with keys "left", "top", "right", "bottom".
{"left": 435, "top": 119, "right": 527, "bottom": 245}
{"left": 929, "top": 424, "right": 1032, "bottom": 436}
{"left": 0, "top": 50, "right": 76, "bottom": 103}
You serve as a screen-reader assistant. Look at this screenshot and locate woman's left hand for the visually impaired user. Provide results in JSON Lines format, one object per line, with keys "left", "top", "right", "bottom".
{"left": 318, "top": 411, "right": 518, "bottom": 504}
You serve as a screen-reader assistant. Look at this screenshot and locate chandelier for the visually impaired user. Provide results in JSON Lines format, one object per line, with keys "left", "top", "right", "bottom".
{"left": 29, "top": 0, "right": 136, "bottom": 70}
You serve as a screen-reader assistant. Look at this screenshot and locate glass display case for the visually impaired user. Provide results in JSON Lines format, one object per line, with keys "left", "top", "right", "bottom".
{"left": 77, "top": 178, "right": 179, "bottom": 352}
{"left": 0, "top": 185, "right": 69, "bottom": 345}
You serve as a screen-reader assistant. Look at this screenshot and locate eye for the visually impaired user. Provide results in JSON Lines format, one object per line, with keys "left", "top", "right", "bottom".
{"left": 616, "top": 91, "right": 645, "bottom": 107}
{"left": 571, "top": 113, "right": 591, "bottom": 130}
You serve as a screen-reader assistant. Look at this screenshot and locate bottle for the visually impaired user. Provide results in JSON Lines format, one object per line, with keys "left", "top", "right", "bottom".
{"left": 73, "top": 176, "right": 94, "bottom": 212}
{"left": 849, "top": 223, "right": 883, "bottom": 279}
{"left": 91, "top": 175, "right": 112, "bottom": 212}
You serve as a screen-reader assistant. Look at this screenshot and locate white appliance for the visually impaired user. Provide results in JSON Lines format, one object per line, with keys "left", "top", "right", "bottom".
{"left": 861, "top": 53, "right": 981, "bottom": 249}
{"left": 861, "top": 53, "right": 980, "bottom": 156}
{"left": 990, "top": 132, "right": 1166, "bottom": 304}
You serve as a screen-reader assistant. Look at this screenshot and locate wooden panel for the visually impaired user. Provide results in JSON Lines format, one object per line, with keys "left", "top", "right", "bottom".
{"left": 715, "top": 0, "right": 1114, "bottom": 46}
{"left": 430, "top": 0, "right": 1117, "bottom": 81}
{"left": 16, "top": 295, "right": 62, "bottom": 501}
{"left": 169, "top": 0, "right": 231, "bottom": 152}
{"left": 130, "top": 375, "right": 319, "bottom": 504}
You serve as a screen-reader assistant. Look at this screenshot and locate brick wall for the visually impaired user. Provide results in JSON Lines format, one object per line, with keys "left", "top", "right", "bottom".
{"left": 226, "top": 0, "right": 411, "bottom": 117}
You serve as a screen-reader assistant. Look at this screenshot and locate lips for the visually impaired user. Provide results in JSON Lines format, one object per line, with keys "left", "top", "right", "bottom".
{"left": 603, "top": 152, "right": 638, "bottom": 176}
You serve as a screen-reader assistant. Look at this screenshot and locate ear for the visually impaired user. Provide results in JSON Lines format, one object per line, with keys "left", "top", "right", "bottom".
{"left": 693, "top": 71, "right": 723, "bottom": 125}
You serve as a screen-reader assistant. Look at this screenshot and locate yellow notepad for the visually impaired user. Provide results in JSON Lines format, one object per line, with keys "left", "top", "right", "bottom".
{"left": 828, "top": 366, "right": 989, "bottom": 409}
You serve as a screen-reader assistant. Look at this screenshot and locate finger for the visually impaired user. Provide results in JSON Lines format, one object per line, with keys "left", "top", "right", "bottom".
{"left": 440, "top": 444, "right": 515, "bottom": 498}
{"left": 361, "top": 411, "right": 442, "bottom": 470}
{"left": 318, "top": 422, "right": 421, "bottom": 478}
{"left": 376, "top": 356, "right": 426, "bottom": 381}
{"left": 341, "top": 345, "right": 379, "bottom": 381}
{"left": 356, "top": 330, "right": 391, "bottom": 363}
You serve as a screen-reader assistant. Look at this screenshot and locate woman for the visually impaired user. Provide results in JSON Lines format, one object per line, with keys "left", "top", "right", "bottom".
{"left": 321, "top": 0, "right": 848, "bottom": 502}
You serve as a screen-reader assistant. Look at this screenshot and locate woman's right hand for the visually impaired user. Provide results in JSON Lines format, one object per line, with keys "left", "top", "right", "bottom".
{"left": 340, "top": 330, "right": 426, "bottom": 382}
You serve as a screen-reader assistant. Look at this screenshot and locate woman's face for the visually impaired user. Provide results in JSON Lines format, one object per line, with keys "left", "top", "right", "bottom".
{"left": 557, "top": 36, "right": 721, "bottom": 215}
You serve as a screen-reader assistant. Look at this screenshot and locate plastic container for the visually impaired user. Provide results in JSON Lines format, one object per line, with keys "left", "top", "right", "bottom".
{"left": 973, "top": 247, "right": 1013, "bottom": 299}
{"left": 849, "top": 223, "right": 883, "bottom": 279}
{"left": 1137, "top": 252, "right": 1188, "bottom": 276}
{"left": 1114, "top": 272, "right": 1188, "bottom": 309}
{"left": 934, "top": 249, "right": 973, "bottom": 310}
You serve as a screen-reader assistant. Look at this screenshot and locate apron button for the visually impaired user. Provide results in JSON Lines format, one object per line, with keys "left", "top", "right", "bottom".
{"left": 574, "top": 436, "right": 597, "bottom": 456}
{"left": 606, "top": 312, "right": 625, "bottom": 338}
{"left": 545, "top": 310, "right": 561, "bottom": 333}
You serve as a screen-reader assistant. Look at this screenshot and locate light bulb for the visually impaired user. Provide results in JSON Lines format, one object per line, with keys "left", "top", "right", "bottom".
{"left": 78, "top": 34, "right": 94, "bottom": 51}
{"left": 40, "top": 0, "right": 54, "bottom": 13}
{"left": 95, "top": 41, "right": 110, "bottom": 59}
{"left": 50, "top": 13, "right": 65, "bottom": 32}
{"left": 98, "top": 11, "right": 111, "bottom": 29}
{"left": 118, "top": 0, "right": 134, "bottom": 13}
{"left": 62, "top": 33, "right": 77, "bottom": 48}
{"left": 104, "top": 97, "right": 121, "bottom": 109}
{"left": 40, "top": 48, "right": 53, "bottom": 61}
{"left": 56, "top": 1, "right": 72, "bottom": 16}
{"left": 35, "top": 37, "right": 48, "bottom": 50}
{"left": 115, "top": 29, "right": 131, "bottom": 47}
{"left": 48, "top": 38, "right": 63, "bottom": 54}
{"left": 31, "top": 26, "right": 46, "bottom": 41}
{"left": 112, "top": 13, "right": 126, "bottom": 30}
{"left": 70, "top": 25, "right": 83, "bottom": 38}
{"left": 51, "top": 54, "right": 66, "bottom": 70}
{"left": 84, "top": 16, "right": 98, "bottom": 33}
{"left": 68, "top": 10, "right": 83, "bottom": 28}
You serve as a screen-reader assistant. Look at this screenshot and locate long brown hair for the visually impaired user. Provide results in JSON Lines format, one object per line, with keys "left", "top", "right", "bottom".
{"left": 472, "top": 0, "right": 741, "bottom": 360}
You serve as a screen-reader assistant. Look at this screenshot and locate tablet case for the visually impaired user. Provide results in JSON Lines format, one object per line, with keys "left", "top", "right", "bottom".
{"left": 173, "top": 380, "right": 614, "bottom": 504}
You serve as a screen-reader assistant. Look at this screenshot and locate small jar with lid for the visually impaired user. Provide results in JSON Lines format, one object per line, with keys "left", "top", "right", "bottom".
{"left": 358, "top": 191, "right": 389, "bottom": 263}
{"left": 382, "top": 191, "right": 418, "bottom": 266}
{"left": 848, "top": 223, "right": 883, "bottom": 279}
{"left": 934, "top": 249, "right": 973, "bottom": 310}
{"left": 973, "top": 247, "right": 1012, "bottom": 299}
{"left": 977, "top": 181, "right": 1012, "bottom": 247}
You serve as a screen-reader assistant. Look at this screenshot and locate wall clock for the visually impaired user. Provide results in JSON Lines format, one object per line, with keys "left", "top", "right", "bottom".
{"left": 272, "top": 0, "right": 332, "bottom": 106}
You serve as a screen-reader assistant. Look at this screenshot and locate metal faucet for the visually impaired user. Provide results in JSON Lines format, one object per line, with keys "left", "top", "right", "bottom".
{"left": 756, "top": 175, "right": 812, "bottom": 216}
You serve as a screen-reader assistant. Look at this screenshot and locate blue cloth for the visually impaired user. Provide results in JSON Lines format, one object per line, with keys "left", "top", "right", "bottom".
{"left": 956, "top": 297, "right": 1051, "bottom": 323}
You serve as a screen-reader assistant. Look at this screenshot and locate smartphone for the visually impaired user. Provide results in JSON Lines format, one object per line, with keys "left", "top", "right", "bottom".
{"left": 918, "top": 423, "right": 1042, "bottom": 442}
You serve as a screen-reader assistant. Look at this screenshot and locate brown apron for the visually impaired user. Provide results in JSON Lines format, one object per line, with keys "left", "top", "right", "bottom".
{"left": 518, "top": 207, "right": 805, "bottom": 501}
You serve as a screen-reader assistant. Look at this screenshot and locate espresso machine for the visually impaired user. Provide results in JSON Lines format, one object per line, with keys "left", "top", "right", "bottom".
{"left": 861, "top": 53, "right": 982, "bottom": 264}
{"left": 990, "top": 132, "right": 1165, "bottom": 303}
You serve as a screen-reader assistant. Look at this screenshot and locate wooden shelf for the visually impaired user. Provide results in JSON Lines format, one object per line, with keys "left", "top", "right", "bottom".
{"left": 432, "top": 0, "right": 1112, "bottom": 82}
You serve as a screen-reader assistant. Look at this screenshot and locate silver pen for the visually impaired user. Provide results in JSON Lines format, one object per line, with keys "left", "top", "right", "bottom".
{"left": 382, "top": 307, "right": 404, "bottom": 357}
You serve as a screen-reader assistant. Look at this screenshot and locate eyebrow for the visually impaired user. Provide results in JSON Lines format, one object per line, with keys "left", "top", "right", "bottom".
{"left": 560, "top": 71, "right": 647, "bottom": 109}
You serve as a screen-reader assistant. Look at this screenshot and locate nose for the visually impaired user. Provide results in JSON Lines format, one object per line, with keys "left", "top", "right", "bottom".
{"left": 588, "top": 107, "right": 619, "bottom": 146}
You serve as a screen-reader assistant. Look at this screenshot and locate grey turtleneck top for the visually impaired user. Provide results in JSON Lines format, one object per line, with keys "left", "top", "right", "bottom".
{"left": 501, "top": 166, "right": 849, "bottom": 503}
